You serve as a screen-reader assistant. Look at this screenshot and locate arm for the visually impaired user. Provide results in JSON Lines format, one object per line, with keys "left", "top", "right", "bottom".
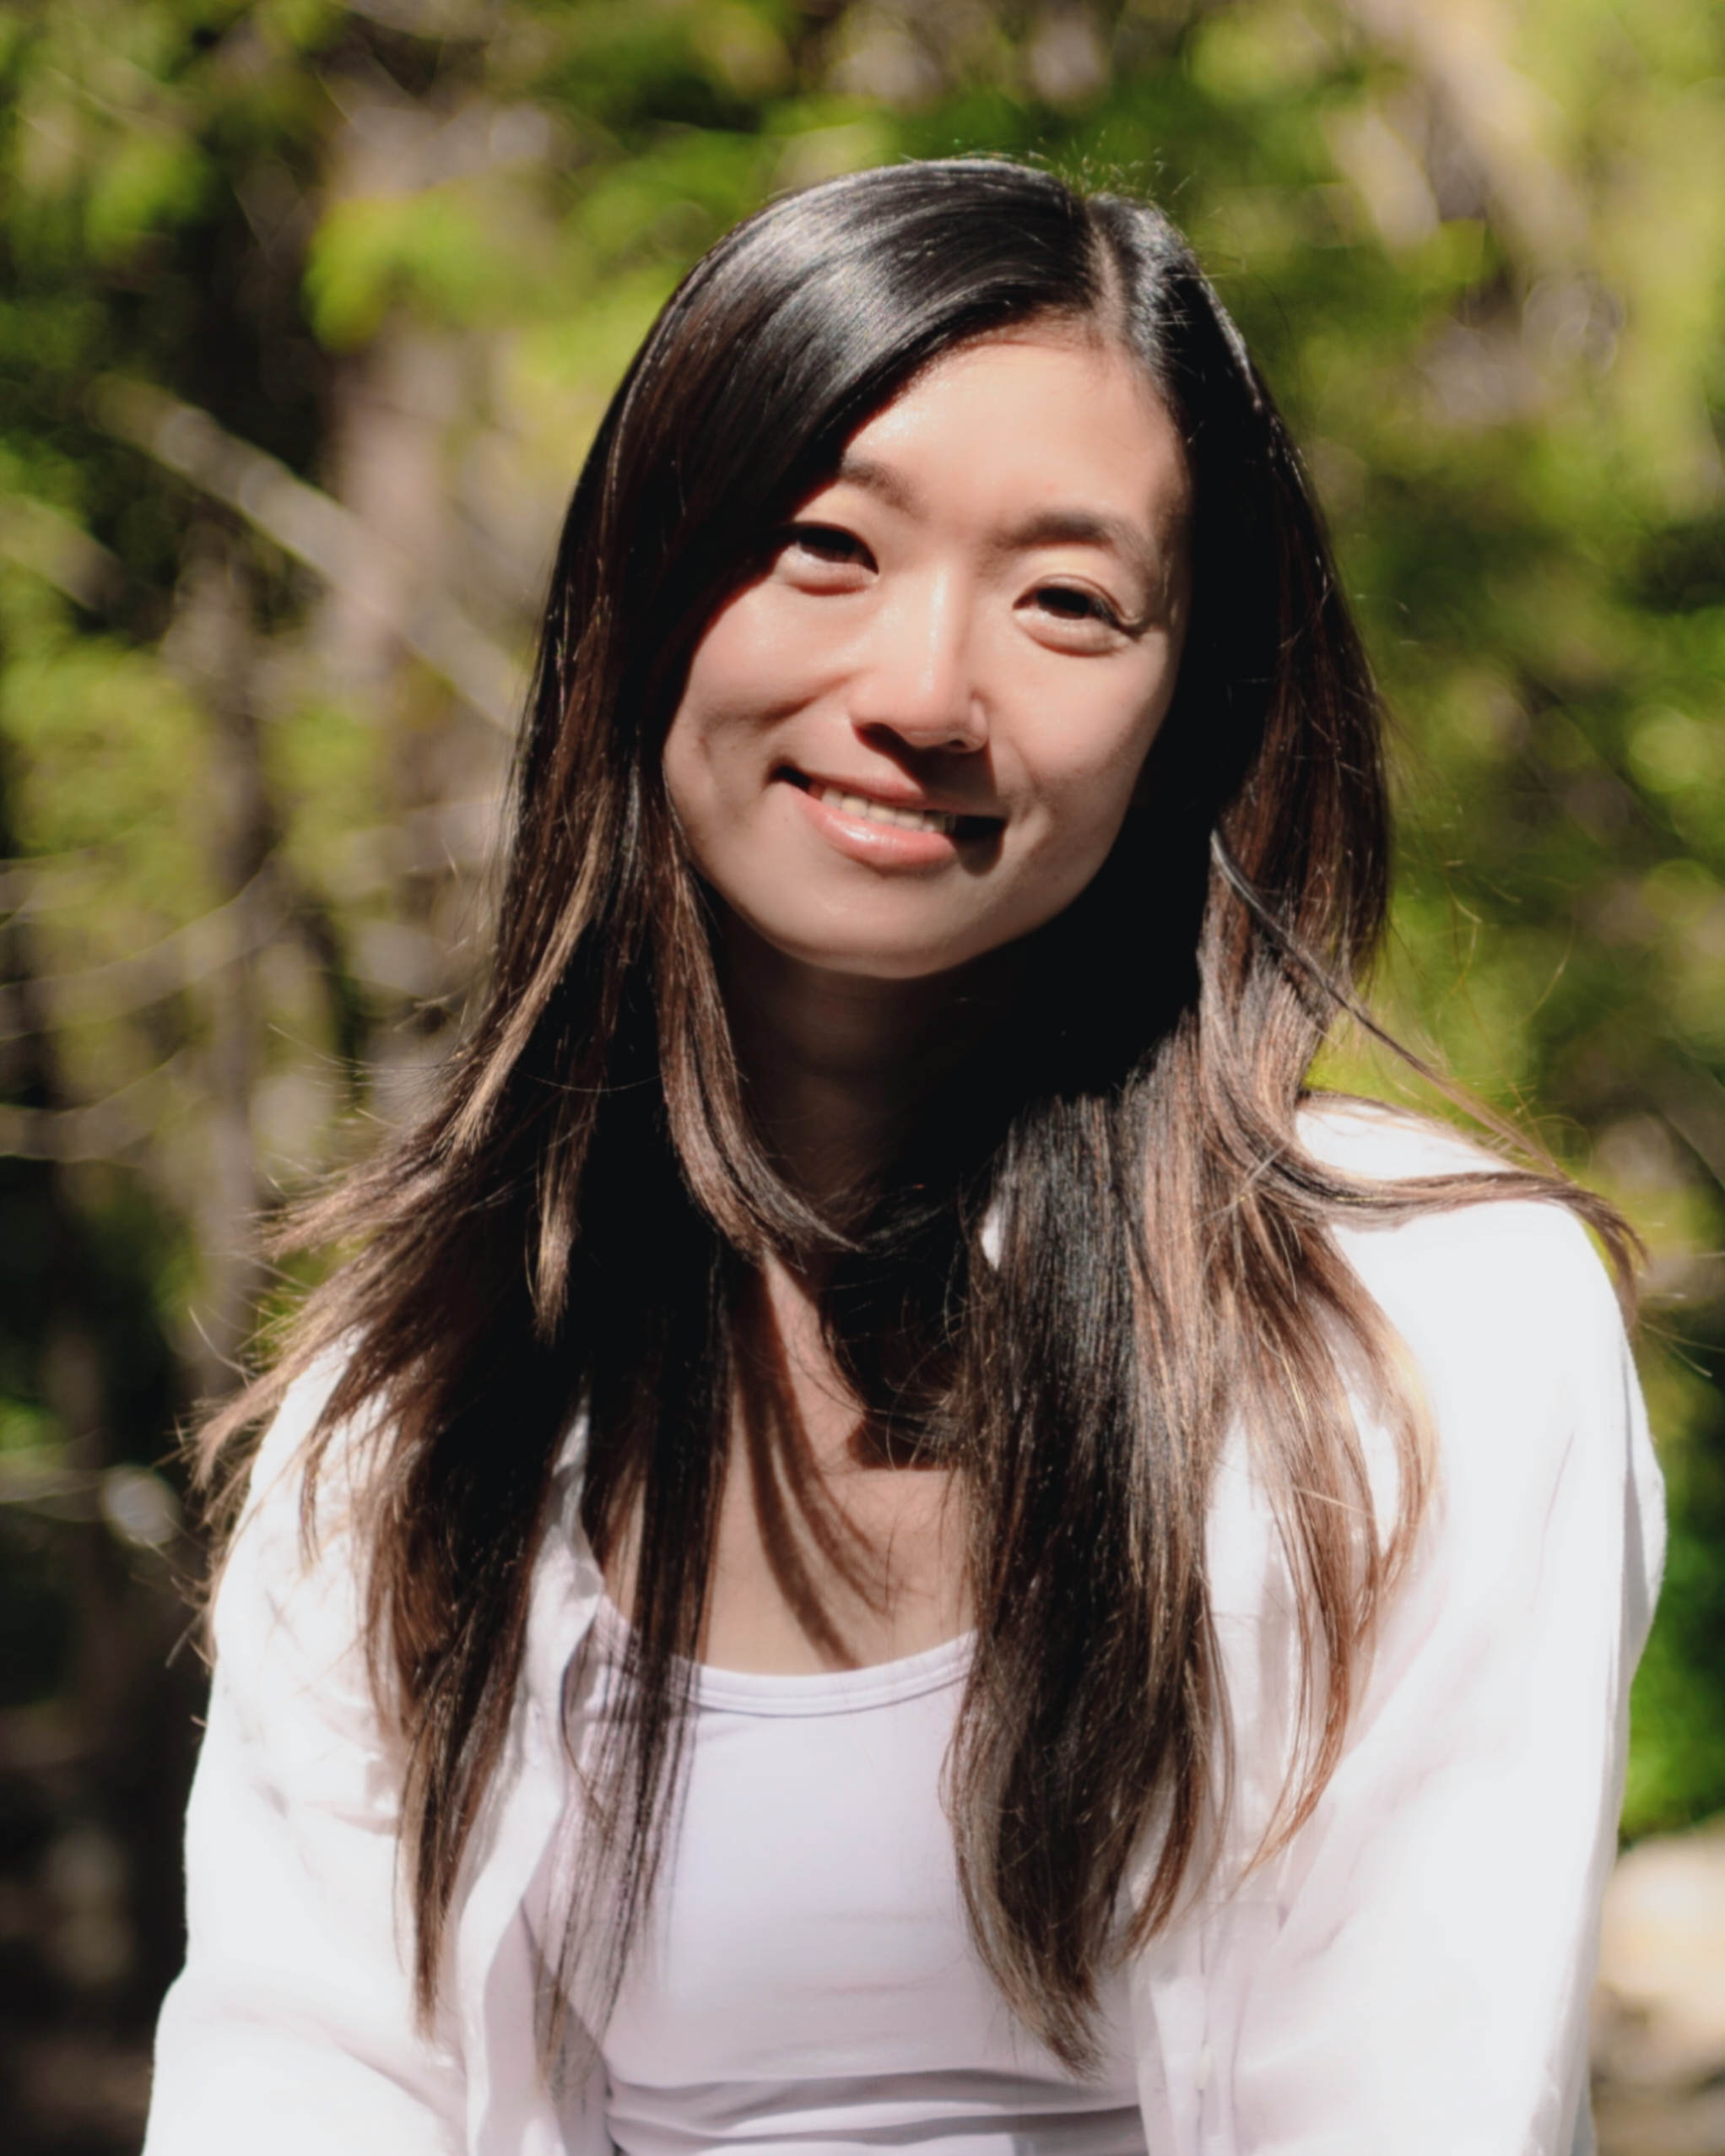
{"left": 1187, "top": 1196, "right": 1663, "bottom": 2156}
{"left": 143, "top": 1373, "right": 468, "bottom": 2156}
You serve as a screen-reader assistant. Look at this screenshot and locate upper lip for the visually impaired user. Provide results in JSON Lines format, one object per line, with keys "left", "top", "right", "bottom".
{"left": 785, "top": 767, "right": 1002, "bottom": 822}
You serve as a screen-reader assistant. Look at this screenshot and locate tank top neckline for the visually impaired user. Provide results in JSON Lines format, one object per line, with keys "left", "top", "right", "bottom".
{"left": 592, "top": 1592, "right": 975, "bottom": 1716}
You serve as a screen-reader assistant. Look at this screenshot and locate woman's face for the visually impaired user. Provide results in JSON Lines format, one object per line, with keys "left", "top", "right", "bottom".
{"left": 662, "top": 331, "right": 1192, "bottom": 983}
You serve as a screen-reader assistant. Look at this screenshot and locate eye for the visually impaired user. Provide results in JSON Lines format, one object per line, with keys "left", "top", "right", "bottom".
{"left": 1021, "top": 581, "right": 1130, "bottom": 646}
{"left": 1031, "top": 583, "right": 1119, "bottom": 624}
{"left": 778, "top": 523, "right": 876, "bottom": 577}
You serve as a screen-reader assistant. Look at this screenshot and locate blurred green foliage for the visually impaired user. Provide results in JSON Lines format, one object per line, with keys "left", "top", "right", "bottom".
{"left": 2, "top": 14, "right": 1724, "bottom": 2095}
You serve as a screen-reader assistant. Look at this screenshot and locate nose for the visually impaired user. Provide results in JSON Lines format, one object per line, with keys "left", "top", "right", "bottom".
{"left": 847, "top": 571, "right": 987, "bottom": 754}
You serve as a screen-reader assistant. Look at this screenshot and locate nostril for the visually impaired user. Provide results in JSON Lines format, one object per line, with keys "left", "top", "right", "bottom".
{"left": 855, "top": 713, "right": 987, "bottom": 756}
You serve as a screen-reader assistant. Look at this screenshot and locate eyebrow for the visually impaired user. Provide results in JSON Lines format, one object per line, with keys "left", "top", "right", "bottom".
{"left": 832, "top": 452, "right": 917, "bottom": 513}
{"left": 996, "top": 507, "right": 1160, "bottom": 593}
{"left": 831, "top": 455, "right": 1163, "bottom": 594}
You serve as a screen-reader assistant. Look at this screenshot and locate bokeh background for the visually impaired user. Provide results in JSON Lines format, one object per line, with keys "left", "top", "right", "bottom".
{"left": 2, "top": 1, "right": 1723, "bottom": 2149}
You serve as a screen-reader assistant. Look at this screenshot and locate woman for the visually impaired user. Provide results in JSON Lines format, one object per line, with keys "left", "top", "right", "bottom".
{"left": 143, "top": 160, "right": 1662, "bottom": 2156}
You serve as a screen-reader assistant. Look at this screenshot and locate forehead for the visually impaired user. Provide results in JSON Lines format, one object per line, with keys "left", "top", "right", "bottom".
{"left": 828, "top": 331, "right": 1191, "bottom": 537}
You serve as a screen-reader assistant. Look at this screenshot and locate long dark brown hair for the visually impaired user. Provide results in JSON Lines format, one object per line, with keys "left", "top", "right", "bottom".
{"left": 200, "top": 159, "right": 1635, "bottom": 2072}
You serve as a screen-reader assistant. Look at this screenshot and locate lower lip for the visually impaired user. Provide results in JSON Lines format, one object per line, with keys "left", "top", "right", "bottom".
{"left": 786, "top": 781, "right": 971, "bottom": 869}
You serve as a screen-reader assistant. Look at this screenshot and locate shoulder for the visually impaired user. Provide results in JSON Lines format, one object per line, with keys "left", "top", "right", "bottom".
{"left": 1295, "top": 1094, "right": 1624, "bottom": 1368}
{"left": 1291, "top": 1100, "right": 1654, "bottom": 1590}
{"left": 1297, "top": 1090, "right": 1512, "bottom": 1184}
{"left": 210, "top": 1352, "right": 389, "bottom": 1747}
{"left": 224, "top": 1349, "right": 377, "bottom": 1591}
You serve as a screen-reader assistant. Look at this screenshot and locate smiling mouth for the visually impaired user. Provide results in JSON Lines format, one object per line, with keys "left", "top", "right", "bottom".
{"left": 787, "top": 772, "right": 994, "bottom": 837}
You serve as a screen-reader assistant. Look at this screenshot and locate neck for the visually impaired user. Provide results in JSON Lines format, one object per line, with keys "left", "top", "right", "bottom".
{"left": 715, "top": 911, "right": 1025, "bottom": 1212}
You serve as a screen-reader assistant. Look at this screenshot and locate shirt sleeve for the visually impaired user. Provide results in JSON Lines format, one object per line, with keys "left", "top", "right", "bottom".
{"left": 1196, "top": 1193, "right": 1664, "bottom": 2156}
{"left": 143, "top": 1373, "right": 468, "bottom": 2156}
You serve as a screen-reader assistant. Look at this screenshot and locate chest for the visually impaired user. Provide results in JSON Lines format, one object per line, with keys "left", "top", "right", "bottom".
{"left": 555, "top": 1606, "right": 1148, "bottom": 2156}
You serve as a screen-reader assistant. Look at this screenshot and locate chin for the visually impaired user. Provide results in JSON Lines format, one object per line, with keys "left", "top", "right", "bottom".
{"left": 728, "top": 895, "right": 1036, "bottom": 983}
{"left": 781, "top": 940, "right": 985, "bottom": 983}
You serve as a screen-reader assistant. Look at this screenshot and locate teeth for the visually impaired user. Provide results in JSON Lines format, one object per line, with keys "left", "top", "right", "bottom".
{"left": 813, "top": 783, "right": 958, "bottom": 835}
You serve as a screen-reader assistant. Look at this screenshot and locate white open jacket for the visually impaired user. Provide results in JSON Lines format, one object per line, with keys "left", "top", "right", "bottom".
{"left": 143, "top": 1109, "right": 1665, "bottom": 2156}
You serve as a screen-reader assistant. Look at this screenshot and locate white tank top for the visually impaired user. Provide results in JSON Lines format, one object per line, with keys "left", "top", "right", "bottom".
{"left": 562, "top": 1598, "right": 1149, "bottom": 2156}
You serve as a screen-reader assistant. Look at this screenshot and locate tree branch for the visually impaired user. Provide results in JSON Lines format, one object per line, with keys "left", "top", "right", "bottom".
{"left": 90, "top": 378, "right": 523, "bottom": 734}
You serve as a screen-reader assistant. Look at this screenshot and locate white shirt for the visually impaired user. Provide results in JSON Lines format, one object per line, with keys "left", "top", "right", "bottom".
{"left": 142, "top": 1104, "right": 1666, "bottom": 2156}
{"left": 560, "top": 1604, "right": 1146, "bottom": 2156}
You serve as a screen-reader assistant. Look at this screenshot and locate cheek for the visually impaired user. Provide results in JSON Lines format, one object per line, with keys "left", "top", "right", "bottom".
{"left": 1018, "top": 680, "right": 1171, "bottom": 846}
{"left": 668, "top": 627, "right": 819, "bottom": 818}
{"left": 662, "top": 622, "right": 767, "bottom": 816}
{"left": 680, "top": 587, "right": 830, "bottom": 719}
{"left": 661, "top": 667, "right": 716, "bottom": 813}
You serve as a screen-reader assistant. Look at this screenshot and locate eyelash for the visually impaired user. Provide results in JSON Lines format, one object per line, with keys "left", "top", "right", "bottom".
{"left": 781, "top": 523, "right": 872, "bottom": 566}
{"left": 1032, "top": 584, "right": 1122, "bottom": 629}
